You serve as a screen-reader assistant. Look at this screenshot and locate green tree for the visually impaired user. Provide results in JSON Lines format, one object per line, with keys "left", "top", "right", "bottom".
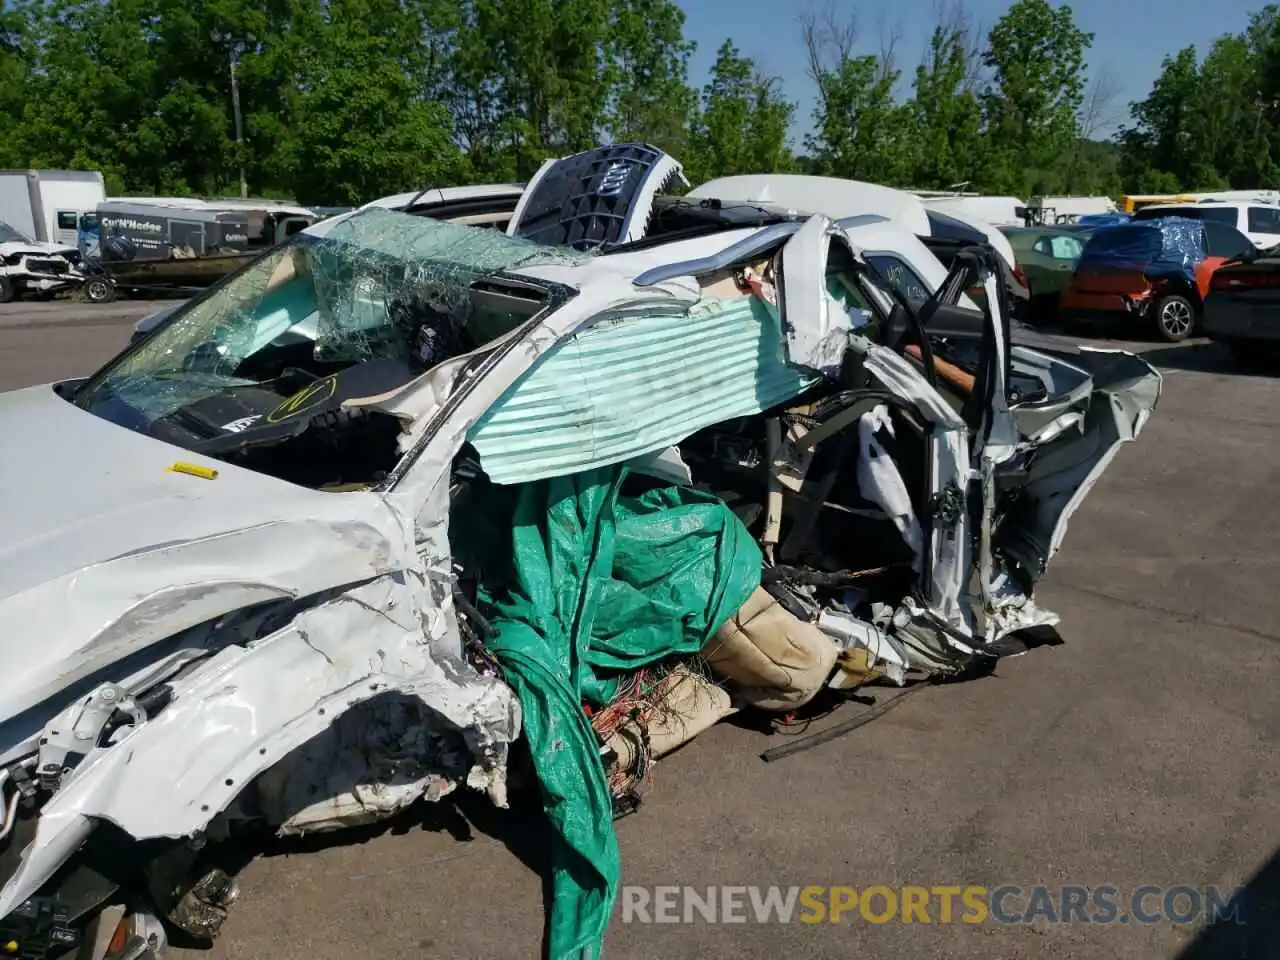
{"left": 1118, "top": 47, "right": 1200, "bottom": 190}
{"left": 18, "top": 0, "right": 181, "bottom": 192}
{"left": 800, "top": 12, "right": 913, "bottom": 185}
{"left": 447, "top": 0, "right": 615, "bottom": 179}
{"left": 603, "top": 0, "right": 697, "bottom": 155}
{"left": 980, "top": 0, "right": 1093, "bottom": 195}
{"left": 1196, "top": 34, "right": 1276, "bottom": 188}
{"left": 907, "top": 15, "right": 985, "bottom": 189}
{"left": 804, "top": 55, "right": 910, "bottom": 183}
{"left": 0, "top": 2, "right": 35, "bottom": 167}
{"left": 685, "top": 40, "right": 795, "bottom": 184}
{"left": 287, "top": 0, "right": 463, "bottom": 204}
{"left": 1117, "top": 41, "right": 1268, "bottom": 192}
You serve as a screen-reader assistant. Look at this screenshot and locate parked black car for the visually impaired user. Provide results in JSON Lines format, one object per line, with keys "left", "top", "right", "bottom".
{"left": 1202, "top": 254, "right": 1280, "bottom": 365}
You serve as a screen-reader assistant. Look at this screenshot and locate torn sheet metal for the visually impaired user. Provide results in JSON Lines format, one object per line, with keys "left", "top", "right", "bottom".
{"left": 1007, "top": 346, "right": 1095, "bottom": 442}
{"left": 778, "top": 215, "right": 860, "bottom": 377}
{"left": 855, "top": 404, "right": 923, "bottom": 563}
{"left": 972, "top": 270, "right": 1020, "bottom": 464}
{"left": 627, "top": 445, "right": 694, "bottom": 486}
{"left": 997, "top": 348, "right": 1162, "bottom": 582}
{"left": 0, "top": 576, "right": 519, "bottom": 919}
{"left": 818, "top": 609, "right": 909, "bottom": 686}
{"left": 983, "top": 573, "right": 1062, "bottom": 644}
{"left": 861, "top": 344, "right": 976, "bottom": 642}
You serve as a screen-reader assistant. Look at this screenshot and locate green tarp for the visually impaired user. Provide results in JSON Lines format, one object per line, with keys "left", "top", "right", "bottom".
{"left": 454, "top": 465, "right": 762, "bottom": 958}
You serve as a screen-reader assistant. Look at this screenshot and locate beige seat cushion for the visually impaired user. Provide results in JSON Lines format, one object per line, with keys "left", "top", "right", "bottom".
{"left": 701, "top": 586, "right": 838, "bottom": 711}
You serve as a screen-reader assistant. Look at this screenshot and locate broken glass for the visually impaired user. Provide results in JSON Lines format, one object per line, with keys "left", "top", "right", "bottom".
{"left": 78, "top": 209, "right": 594, "bottom": 425}
{"left": 308, "top": 208, "right": 594, "bottom": 362}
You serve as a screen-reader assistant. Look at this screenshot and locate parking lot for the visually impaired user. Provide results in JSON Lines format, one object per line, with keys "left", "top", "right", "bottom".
{"left": 1, "top": 298, "right": 1276, "bottom": 960}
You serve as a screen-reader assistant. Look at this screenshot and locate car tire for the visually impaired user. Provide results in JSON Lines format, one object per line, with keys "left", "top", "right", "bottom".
{"left": 0, "top": 276, "right": 14, "bottom": 303}
{"left": 1153, "top": 293, "right": 1196, "bottom": 342}
{"left": 84, "top": 277, "right": 116, "bottom": 304}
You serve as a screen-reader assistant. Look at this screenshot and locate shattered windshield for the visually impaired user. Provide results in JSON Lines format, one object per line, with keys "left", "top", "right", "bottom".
{"left": 76, "top": 208, "right": 593, "bottom": 423}
{"left": 0, "top": 221, "right": 31, "bottom": 243}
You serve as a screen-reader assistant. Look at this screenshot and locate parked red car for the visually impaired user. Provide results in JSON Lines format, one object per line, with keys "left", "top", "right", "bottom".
{"left": 1059, "top": 218, "right": 1256, "bottom": 341}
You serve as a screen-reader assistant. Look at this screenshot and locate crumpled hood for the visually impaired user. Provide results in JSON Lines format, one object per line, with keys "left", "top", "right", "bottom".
{"left": 0, "top": 384, "right": 413, "bottom": 722}
{"left": 0, "top": 240, "right": 77, "bottom": 259}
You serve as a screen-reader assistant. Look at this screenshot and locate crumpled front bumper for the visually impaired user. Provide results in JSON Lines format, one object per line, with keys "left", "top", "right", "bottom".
{"left": 0, "top": 576, "right": 520, "bottom": 922}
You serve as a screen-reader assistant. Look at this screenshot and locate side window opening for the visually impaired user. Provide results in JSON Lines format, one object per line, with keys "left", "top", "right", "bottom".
{"left": 1247, "top": 206, "right": 1280, "bottom": 234}
{"left": 864, "top": 254, "right": 931, "bottom": 305}
{"left": 1197, "top": 206, "right": 1240, "bottom": 225}
{"left": 1049, "top": 236, "right": 1082, "bottom": 260}
{"left": 1203, "top": 222, "right": 1254, "bottom": 259}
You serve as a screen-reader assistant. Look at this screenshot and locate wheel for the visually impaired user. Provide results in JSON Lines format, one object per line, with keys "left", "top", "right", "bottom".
{"left": 1153, "top": 293, "right": 1196, "bottom": 342}
{"left": 0, "top": 276, "right": 13, "bottom": 303}
{"left": 83, "top": 277, "right": 116, "bottom": 303}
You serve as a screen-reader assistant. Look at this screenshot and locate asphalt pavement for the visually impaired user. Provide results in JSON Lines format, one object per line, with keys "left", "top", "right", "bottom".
{"left": 0, "top": 298, "right": 1275, "bottom": 960}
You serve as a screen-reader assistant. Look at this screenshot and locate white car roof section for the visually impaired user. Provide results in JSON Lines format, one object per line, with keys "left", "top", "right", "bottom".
{"left": 689, "top": 173, "right": 1016, "bottom": 269}
{"left": 362, "top": 183, "right": 526, "bottom": 211}
{"left": 690, "top": 174, "right": 933, "bottom": 237}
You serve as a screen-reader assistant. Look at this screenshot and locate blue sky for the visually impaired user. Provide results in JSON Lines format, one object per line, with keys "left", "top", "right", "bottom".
{"left": 676, "top": 0, "right": 1263, "bottom": 142}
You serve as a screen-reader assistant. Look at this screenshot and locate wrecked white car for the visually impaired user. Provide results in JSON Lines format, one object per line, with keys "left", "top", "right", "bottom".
{"left": 0, "top": 220, "right": 82, "bottom": 303}
{"left": 0, "top": 145, "right": 1160, "bottom": 959}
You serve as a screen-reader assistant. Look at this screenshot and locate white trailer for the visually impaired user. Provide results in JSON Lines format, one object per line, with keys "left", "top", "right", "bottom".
{"left": 922, "top": 195, "right": 1027, "bottom": 227}
{"left": 0, "top": 169, "right": 106, "bottom": 245}
{"left": 0, "top": 171, "right": 102, "bottom": 301}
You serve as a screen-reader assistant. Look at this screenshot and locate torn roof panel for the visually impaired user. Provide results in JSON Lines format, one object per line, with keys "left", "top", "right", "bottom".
{"left": 466, "top": 296, "right": 821, "bottom": 484}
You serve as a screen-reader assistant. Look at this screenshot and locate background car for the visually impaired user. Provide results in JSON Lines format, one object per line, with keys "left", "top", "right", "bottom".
{"left": 1202, "top": 251, "right": 1280, "bottom": 365}
{"left": 999, "top": 225, "right": 1089, "bottom": 323}
{"left": 1132, "top": 200, "right": 1280, "bottom": 250}
{"left": 1059, "top": 217, "right": 1256, "bottom": 342}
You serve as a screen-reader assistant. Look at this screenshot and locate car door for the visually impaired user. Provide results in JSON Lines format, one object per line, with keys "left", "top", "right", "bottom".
{"left": 1028, "top": 232, "right": 1084, "bottom": 296}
